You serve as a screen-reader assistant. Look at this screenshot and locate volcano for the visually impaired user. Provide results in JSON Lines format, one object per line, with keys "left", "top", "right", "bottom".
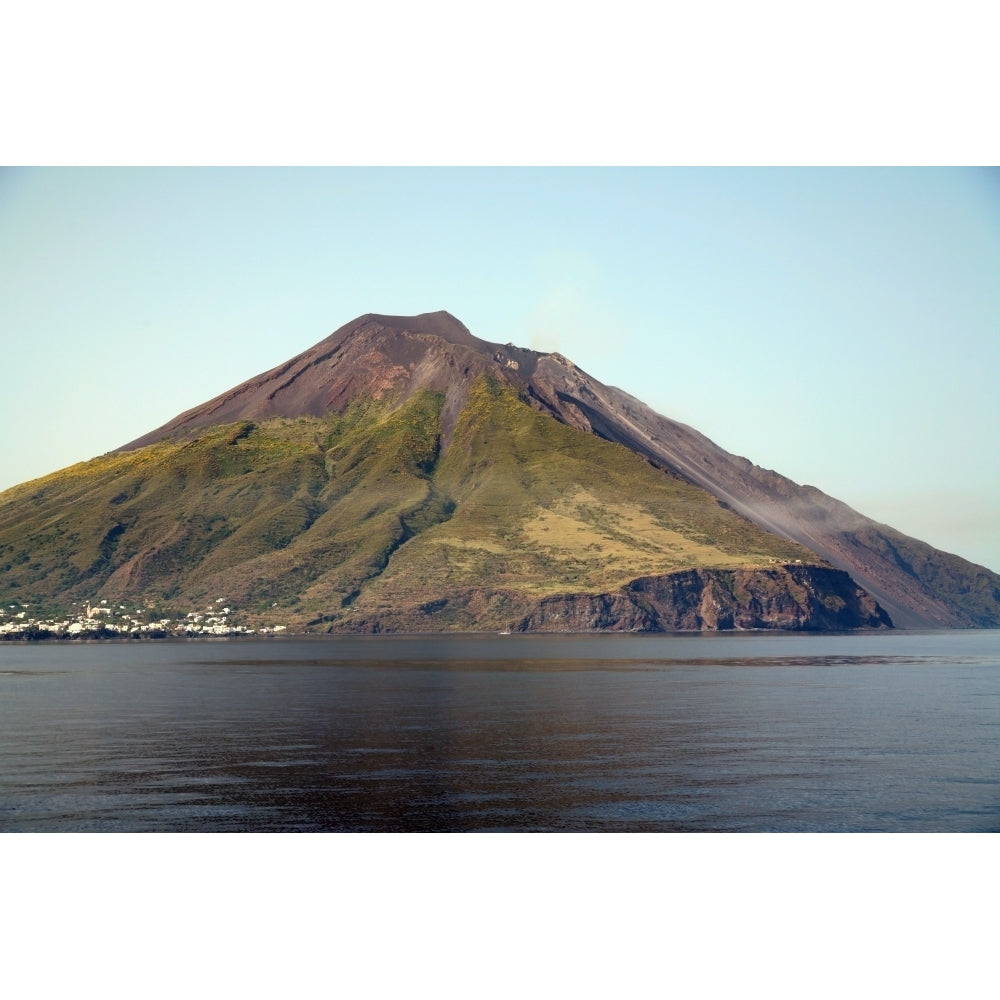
{"left": 3, "top": 311, "right": 998, "bottom": 632}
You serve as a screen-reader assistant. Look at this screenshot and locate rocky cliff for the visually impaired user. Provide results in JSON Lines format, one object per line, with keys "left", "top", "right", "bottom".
{"left": 521, "top": 565, "right": 891, "bottom": 632}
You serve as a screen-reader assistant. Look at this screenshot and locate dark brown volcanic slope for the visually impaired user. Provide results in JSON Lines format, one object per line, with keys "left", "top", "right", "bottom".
{"left": 121, "top": 312, "right": 532, "bottom": 451}
{"left": 121, "top": 311, "right": 1000, "bottom": 628}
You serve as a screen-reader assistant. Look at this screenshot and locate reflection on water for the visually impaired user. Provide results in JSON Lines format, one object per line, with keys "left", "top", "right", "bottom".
{"left": 1, "top": 632, "right": 998, "bottom": 831}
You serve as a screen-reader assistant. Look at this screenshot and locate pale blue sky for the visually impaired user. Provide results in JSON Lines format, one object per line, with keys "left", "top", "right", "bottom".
{"left": 1, "top": 167, "right": 998, "bottom": 571}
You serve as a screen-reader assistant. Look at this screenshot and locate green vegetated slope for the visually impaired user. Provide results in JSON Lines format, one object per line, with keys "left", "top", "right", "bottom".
{"left": 0, "top": 377, "right": 826, "bottom": 630}
{"left": 347, "top": 378, "right": 823, "bottom": 629}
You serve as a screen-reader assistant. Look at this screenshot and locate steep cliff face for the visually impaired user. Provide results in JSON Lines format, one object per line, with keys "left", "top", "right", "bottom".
{"left": 516, "top": 565, "right": 891, "bottom": 633}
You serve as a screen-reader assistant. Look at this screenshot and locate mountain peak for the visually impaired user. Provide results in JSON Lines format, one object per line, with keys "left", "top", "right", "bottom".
{"left": 119, "top": 311, "right": 541, "bottom": 452}
{"left": 364, "top": 311, "right": 480, "bottom": 347}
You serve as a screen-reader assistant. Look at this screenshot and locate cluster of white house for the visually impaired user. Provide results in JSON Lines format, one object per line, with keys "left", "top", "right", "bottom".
{"left": 0, "top": 598, "right": 288, "bottom": 637}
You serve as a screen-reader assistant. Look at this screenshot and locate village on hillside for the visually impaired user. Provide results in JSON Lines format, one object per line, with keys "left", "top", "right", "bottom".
{"left": 0, "top": 598, "right": 288, "bottom": 640}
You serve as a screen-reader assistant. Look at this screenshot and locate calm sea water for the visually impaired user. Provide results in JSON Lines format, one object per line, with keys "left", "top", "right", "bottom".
{"left": 1, "top": 631, "right": 997, "bottom": 832}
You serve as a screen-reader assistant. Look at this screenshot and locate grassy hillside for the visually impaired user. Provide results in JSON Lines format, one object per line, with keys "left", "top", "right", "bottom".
{"left": 347, "top": 379, "right": 819, "bottom": 628}
{"left": 0, "top": 377, "right": 822, "bottom": 630}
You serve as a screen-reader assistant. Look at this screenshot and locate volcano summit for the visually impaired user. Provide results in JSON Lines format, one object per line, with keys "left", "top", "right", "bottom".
{"left": 3, "top": 311, "right": 998, "bottom": 633}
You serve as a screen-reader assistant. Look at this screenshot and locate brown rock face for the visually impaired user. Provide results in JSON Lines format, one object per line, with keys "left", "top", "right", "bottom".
{"left": 119, "top": 312, "right": 542, "bottom": 452}
{"left": 515, "top": 565, "right": 892, "bottom": 633}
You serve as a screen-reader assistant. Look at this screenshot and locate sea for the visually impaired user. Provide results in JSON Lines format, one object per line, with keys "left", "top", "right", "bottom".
{"left": 1, "top": 630, "right": 998, "bottom": 832}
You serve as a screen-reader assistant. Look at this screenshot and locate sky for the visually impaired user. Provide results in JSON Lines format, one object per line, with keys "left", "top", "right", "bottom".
{"left": 1, "top": 167, "right": 998, "bottom": 571}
